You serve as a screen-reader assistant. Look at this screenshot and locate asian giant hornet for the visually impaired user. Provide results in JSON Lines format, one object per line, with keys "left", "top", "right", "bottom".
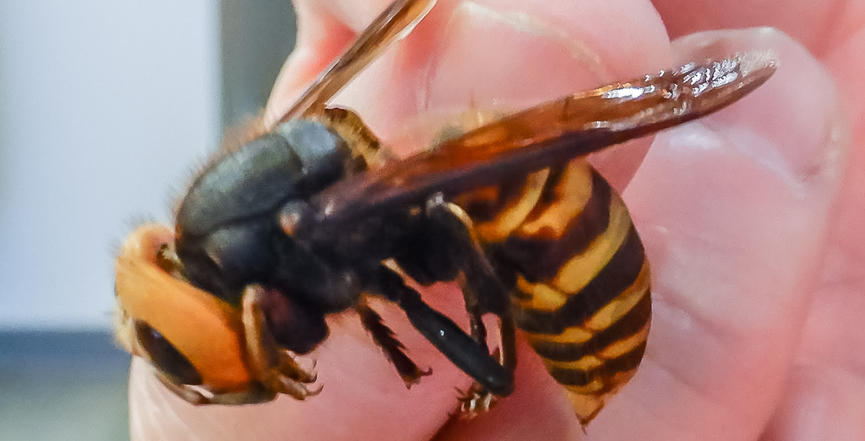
{"left": 113, "top": 0, "right": 777, "bottom": 425}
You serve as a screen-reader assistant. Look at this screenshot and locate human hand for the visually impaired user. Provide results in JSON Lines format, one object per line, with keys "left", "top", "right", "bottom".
{"left": 128, "top": 0, "right": 863, "bottom": 439}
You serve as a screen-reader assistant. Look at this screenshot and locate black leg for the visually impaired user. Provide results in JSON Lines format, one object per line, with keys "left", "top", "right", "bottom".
{"left": 356, "top": 296, "right": 431, "bottom": 387}
{"left": 422, "top": 197, "right": 522, "bottom": 416}
{"left": 462, "top": 297, "right": 490, "bottom": 355}
{"left": 425, "top": 195, "right": 511, "bottom": 316}
{"left": 425, "top": 197, "right": 517, "bottom": 373}
{"left": 373, "top": 266, "right": 514, "bottom": 397}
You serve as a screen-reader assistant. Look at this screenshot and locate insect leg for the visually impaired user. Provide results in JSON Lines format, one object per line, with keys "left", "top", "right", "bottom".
{"left": 241, "top": 285, "right": 321, "bottom": 400}
{"left": 461, "top": 297, "right": 489, "bottom": 356}
{"left": 356, "top": 295, "right": 432, "bottom": 387}
{"left": 425, "top": 197, "right": 518, "bottom": 416}
{"left": 426, "top": 197, "right": 517, "bottom": 363}
{"left": 372, "top": 265, "right": 514, "bottom": 397}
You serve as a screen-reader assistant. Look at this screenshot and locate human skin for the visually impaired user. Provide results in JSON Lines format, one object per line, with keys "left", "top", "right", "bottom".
{"left": 127, "top": 0, "right": 865, "bottom": 439}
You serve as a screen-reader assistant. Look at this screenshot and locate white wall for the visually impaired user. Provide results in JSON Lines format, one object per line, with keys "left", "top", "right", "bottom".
{"left": 0, "top": 0, "right": 221, "bottom": 329}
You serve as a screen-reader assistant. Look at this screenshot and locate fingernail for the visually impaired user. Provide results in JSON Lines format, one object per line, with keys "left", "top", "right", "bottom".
{"left": 671, "top": 27, "right": 849, "bottom": 192}
{"left": 627, "top": 27, "right": 850, "bottom": 328}
{"left": 613, "top": 29, "right": 851, "bottom": 438}
{"left": 422, "top": 2, "right": 608, "bottom": 115}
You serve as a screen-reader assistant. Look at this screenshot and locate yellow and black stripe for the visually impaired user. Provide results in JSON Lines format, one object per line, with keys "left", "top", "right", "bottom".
{"left": 456, "top": 160, "right": 651, "bottom": 425}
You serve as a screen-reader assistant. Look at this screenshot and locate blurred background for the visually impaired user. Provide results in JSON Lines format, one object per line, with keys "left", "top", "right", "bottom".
{"left": 0, "top": 0, "right": 296, "bottom": 438}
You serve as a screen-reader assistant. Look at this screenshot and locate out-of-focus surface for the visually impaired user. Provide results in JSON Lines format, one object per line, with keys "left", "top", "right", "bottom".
{"left": 0, "top": 0, "right": 295, "bottom": 439}
{"left": 0, "top": 0, "right": 296, "bottom": 332}
{"left": 221, "top": 0, "right": 296, "bottom": 127}
{"left": 0, "top": 0, "right": 221, "bottom": 330}
{"left": 0, "top": 331, "right": 130, "bottom": 440}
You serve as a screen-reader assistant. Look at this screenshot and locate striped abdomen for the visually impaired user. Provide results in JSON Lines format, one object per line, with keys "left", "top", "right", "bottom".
{"left": 456, "top": 160, "right": 651, "bottom": 425}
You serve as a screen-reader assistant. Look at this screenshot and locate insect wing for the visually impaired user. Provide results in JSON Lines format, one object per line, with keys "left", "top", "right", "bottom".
{"left": 279, "top": 0, "right": 437, "bottom": 122}
{"left": 310, "top": 52, "right": 777, "bottom": 226}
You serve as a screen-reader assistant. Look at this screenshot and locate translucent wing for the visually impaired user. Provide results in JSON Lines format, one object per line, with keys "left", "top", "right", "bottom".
{"left": 278, "top": 0, "right": 436, "bottom": 122}
{"left": 309, "top": 52, "right": 777, "bottom": 226}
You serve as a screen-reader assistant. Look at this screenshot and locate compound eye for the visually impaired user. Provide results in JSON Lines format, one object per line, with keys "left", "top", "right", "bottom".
{"left": 135, "top": 321, "right": 203, "bottom": 386}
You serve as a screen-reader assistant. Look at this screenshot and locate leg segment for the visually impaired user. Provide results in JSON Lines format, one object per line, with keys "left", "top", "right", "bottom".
{"left": 426, "top": 195, "right": 512, "bottom": 317}
{"left": 426, "top": 198, "right": 517, "bottom": 371}
{"left": 373, "top": 265, "right": 514, "bottom": 397}
{"left": 424, "top": 197, "right": 519, "bottom": 416}
{"left": 148, "top": 285, "right": 322, "bottom": 406}
{"left": 241, "top": 285, "right": 321, "bottom": 400}
{"left": 356, "top": 295, "right": 431, "bottom": 387}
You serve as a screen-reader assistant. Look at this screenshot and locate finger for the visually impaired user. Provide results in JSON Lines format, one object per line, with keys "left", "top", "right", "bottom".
{"left": 268, "top": 0, "right": 672, "bottom": 191}
{"left": 584, "top": 28, "right": 850, "bottom": 441}
{"left": 767, "top": 133, "right": 865, "bottom": 437}
{"left": 262, "top": 0, "right": 384, "bottom": 126}
{"left": 761, "top": 365, "right": 865, "bottom": 440}
{"left": 764, "top": 52, "right": 865, "bottom": 441}
{"left": 652, "top": 1, "right": 865, "bottom": 439}
{"left": 652, "top": 0, "right": 854, "bottom": 56}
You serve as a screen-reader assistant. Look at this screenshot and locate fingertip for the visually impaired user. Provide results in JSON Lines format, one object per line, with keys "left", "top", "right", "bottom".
{"left": 629, "top": 28, "right": 847, "bottom": 321}
{"left": 436, "top": 0, "right": 669, "bottom": 193}
{"left": 671, "top": 27, "right": 849, "bottom": 184}
{"left": 264, "top": 4, "right": 357, "bottom": 127}
{"left": 265, "top": 0, "right": 403, "bottom": 127}
{"left": 326, "top": 0, "right": 673, "bottom": 182}
{"left": 419, "top": 0, "right": 670, "bottom": 120}
{"left": 608, "top": 27, "right": 851, "bottom": 439}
